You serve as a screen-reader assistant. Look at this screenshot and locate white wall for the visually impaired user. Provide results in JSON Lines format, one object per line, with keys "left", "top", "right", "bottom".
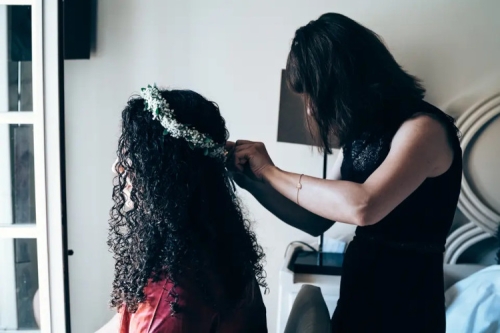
{"left": 64, "top": 0, "right": 500, "bottom": 332}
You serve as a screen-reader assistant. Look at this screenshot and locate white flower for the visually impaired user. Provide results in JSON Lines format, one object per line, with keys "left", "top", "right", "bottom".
{"left": 140, "top": 84, "right": 226, "bottom": 160}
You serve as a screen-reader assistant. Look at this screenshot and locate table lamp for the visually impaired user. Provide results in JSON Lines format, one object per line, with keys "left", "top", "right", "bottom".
{"left": 277, "top": 69, "right": 343, "bottom": 275}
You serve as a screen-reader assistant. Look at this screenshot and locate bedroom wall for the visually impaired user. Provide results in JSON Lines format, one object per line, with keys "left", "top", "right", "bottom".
{"left": 64, "top": 0, "right": 500, "bottom": 332}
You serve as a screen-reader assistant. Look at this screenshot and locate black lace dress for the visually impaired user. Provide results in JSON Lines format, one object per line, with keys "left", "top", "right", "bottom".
{"left": 331, "top": 102, "right": 462, "bottom": 333}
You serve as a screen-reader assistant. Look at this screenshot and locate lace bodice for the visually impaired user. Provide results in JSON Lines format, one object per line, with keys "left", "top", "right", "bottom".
{"left": 340, "top": 102, "right": 462, "bottom": 251}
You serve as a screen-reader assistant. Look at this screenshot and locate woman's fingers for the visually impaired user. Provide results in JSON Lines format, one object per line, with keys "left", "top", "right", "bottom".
{"left": 225, "top": 141, "right": 241, "bottom": 172}
{"left": 234, "top": 141, "right": 262, "bottom": 153}
{"left": 234, "top": 145, "right": 253, "bottom": 161}
{"left": 235, "top": 140, "right": 253, "bottom": 145}
{"left": 237, "top": 151, "right": 255, "bottom": 174}
{"left": 225, "top": 141, "right": 236, "bottom": 151}
{"left": 228, "top": 140, "right": 252, "bottom": 169}
{"left": 235, "top": 151, "right": 250, "bottom": 172}
{"left": 230, "top": 140, "right": 270, "bottom": 179}
{"left": 226, "top": 140, "right": 253, "bottom": 159}
{"left": 234, "top": 153, "right": 260, "bottom": 181}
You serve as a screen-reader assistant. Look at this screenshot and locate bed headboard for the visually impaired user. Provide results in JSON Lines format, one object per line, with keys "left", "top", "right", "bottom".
{"left": 444, "top": 93, "right": 500, "bottom": 265}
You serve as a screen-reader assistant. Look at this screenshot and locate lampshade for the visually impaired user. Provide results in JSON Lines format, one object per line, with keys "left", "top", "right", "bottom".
{"left": 277, "top": 70, "right": 315, "bottom": 146}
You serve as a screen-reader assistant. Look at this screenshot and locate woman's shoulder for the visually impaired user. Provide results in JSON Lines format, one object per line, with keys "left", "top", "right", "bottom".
{"left": 403, "top": 101, "right": 461, "bottom": 155}
{"left": 342, "top": 101, "right": 460, "bottom": 181}
{"left": 393, "top": 111, "right": 459, "bottom": 177}
{"left": 407, "top": 101, "right": 460, "bottom": 140}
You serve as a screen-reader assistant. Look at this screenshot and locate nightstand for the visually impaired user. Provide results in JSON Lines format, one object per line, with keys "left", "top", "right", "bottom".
{"left": 277, "top": 243, "right": 342, "bottom": 333}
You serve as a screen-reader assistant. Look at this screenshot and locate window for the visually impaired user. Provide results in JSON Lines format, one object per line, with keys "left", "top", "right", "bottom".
{"left": 0, "top": 1, "right": 65, "bottom": 332}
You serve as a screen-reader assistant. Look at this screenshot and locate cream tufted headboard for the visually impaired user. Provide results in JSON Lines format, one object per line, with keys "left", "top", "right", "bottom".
{"left": 444, "top": 94, "right": 500, "bottom": 264}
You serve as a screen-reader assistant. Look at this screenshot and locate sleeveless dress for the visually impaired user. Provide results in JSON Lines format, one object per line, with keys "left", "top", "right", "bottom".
{"left": 331, "top": 102, "right": 462, "bottom": 333}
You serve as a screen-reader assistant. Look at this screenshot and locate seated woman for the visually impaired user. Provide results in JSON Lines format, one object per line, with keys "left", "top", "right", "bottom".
{"left": 106, "top": 85, "right": 268, "bottom": 333}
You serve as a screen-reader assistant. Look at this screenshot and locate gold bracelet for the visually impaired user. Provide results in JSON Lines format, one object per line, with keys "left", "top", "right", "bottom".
{"left": 296, "top": 174, "right": 304, "bottom": 205}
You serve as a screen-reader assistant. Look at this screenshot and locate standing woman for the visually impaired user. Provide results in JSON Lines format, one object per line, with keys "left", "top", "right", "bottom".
{"left": 228, "top": 13, "right": 461, "bottom": 333}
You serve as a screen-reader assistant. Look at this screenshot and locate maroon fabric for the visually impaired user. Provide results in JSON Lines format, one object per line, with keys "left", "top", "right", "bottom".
{"left": 120, "top": 279, "right": 267, "bottom": 333}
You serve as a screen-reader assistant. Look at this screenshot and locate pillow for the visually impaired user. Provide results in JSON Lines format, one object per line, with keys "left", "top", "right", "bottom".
{"left": 445, "top": 265, "right": 500, "bottom": 333}
{"left": 443, "top": 264, "right": 486, "bottom": 291}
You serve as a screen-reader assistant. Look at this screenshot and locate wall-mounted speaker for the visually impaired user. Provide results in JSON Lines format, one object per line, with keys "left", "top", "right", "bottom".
{"left": 62, "top": 0, "right": 92, "bottom": 59}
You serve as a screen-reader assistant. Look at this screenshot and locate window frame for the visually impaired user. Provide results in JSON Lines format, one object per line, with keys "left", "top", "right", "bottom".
{"left": 0, "top": 0, "right": 67, "bottom": 332}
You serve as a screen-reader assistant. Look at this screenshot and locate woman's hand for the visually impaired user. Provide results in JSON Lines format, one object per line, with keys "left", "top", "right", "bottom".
{"left": 225, "top": 141, "right": 251, "bottom": 189}
{"left": 226, "top": 140, "right": 275, "bottom": 182}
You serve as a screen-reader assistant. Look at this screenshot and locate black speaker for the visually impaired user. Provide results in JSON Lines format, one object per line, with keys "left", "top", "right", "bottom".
{"left": 8, "top": 0, "right": 93, "bottom": 61}
{"left": 63, "top": 0, "right": 92, "bottom": 59}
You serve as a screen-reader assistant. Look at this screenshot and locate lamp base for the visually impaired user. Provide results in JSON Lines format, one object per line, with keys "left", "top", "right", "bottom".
{"left": 289, "top": 249, "right": 344, "bottom": 276}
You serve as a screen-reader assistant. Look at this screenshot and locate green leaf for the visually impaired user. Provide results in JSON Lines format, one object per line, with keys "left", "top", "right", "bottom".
{"left": 203, "top": 148, "right": 209, "bottom": 156}
{"left": 188, "top": 143, "right": 195, "bottom": 150}
{"left": 163, "top": 129, "right": 169, "bottom": 136}
{"left": 141, "top": 88, "right": 146, "bottom": 92}
{"left": 204, "top": 137, "right": 211, "bottom": 144}
{"left": 148, "top": 84, "right": 152, "bottom": 89}
{"left": 155, "top": 108, "right": 160, "bottom": 115}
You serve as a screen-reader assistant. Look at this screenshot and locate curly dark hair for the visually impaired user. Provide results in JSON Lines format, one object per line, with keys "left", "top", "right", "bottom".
{"left": 108, "top": 89, "right": 267, "bottom": 313}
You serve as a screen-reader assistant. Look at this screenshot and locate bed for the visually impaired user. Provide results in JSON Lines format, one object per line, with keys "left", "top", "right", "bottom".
{"left": 440, "top": 92, "right": 500, "bottom": 333}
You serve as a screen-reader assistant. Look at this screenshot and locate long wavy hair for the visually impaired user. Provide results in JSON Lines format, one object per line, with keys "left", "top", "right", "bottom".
{"left": 286, "top": 13, "right": 427, "bottom": 150}
{"left": 108, "top": 89, "right": 267, "bottom": 313}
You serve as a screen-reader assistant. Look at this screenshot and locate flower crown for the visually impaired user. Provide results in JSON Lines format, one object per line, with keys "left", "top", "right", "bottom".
{"left": 140, "top": 84, "right": 226, "bottom": 160}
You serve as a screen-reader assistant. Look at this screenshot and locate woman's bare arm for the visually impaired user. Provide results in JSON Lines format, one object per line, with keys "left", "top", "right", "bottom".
{"left": 233, "top": 150, "right": 344, "bottom": 236}
{"left": 258, "top": 116, "right": 454, "bottom": 226}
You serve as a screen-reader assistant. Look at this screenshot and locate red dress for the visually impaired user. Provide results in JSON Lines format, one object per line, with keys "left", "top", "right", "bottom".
{"left": 119, "top": 279, "right": 267, "bottom": 333}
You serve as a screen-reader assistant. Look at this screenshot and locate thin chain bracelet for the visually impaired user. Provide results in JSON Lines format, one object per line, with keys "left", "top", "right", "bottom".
{"left": 296, "top": 174, "right": 304, "bottom": 205}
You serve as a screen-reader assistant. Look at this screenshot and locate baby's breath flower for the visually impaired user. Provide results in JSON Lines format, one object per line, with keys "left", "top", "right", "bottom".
{"left": 140, "top": 84, "right": 226, "bottom": 160}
